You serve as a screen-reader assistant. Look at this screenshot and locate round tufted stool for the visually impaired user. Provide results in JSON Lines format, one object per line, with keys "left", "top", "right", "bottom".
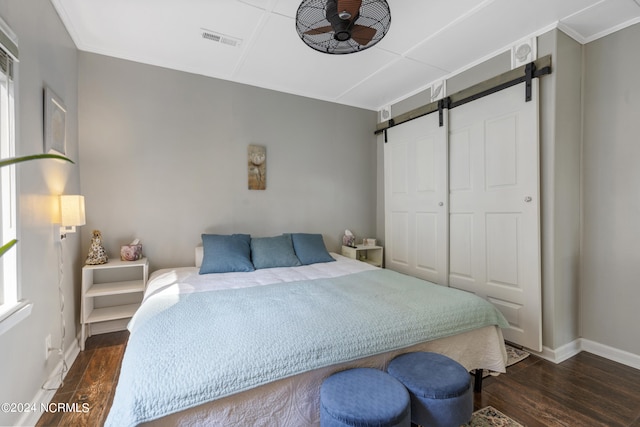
{"left": 387, "top": 352, "right": 472, "bottom": 427}
{"left": 320, "top": 368, "right": 411, "bottom": 427}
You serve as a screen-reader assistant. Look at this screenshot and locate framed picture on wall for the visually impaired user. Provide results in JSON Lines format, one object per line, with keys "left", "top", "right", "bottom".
{"left": 248, "top": 144, "right": 266, "bottom": 190}
{"left": 43, "top": 85, "right": 67, "bottom": 155}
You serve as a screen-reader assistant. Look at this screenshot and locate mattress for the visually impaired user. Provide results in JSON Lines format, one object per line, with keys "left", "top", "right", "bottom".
{"left": 109, "top": 254, "right": 508, "bottom": 426}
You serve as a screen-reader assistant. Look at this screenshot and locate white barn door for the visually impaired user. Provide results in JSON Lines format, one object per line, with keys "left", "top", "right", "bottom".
{"left": 384, "top": 113, "right": 449, "bottom": 285}
{"left": 448, "top": 81, "right": 542, "bottom": 351}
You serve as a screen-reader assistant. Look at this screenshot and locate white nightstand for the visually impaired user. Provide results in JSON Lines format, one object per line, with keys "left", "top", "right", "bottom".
{"left": 341, "top": 245, "right": 384, "bottom": 268}
{"left": 80, "top": 257, "right": 148, "bottom": 350}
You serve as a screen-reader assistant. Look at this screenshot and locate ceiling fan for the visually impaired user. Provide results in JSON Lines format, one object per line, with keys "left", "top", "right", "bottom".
{"left": 296, "top": 0, "right": 391, "bottom": 55}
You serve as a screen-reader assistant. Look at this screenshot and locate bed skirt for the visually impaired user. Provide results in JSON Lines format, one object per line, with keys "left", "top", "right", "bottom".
{"left": 141, "top": 325, "right": 506, "bottom": 426}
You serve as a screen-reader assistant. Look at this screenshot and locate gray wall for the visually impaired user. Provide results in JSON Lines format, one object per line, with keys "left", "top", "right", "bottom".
{"left": 0, "top": 2, "right": 81, "bottom": 426}
{"left": 582, "top": 23, "right": 640, "bottom": 356}
{"left": 531, "top": 29, "right": 583, "bottom": 352}
{"left": 78, "top": 53, "right": 378, "bottom": 271}
{"left": 543, "top": 30, "right": 582, "bottom": 351}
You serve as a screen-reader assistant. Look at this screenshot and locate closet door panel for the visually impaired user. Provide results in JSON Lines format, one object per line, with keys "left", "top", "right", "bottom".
{"left": 449, "top": 213, "right": 474, "bottom": 286}
{"left": 485, "top": 114, "right": 518, "bottom": 188}
{"left": 386, "top": 142, "right": 410, "bottom": 267}
{"left": 449, "top": 128, "right": 472, "bottom": 192}
{"left": 416, "top": 137, "right": 436, "bottom": 192}
{"left": 390, "top": 142, "right": 409, "bottom": 195}
{"left": 485, "top": 213, "right": 519, "bottom": 287}
{"left": 416, "top": 212, "right": 438, "bottom": 274}
{"left": 389, "top": 211, "right": 409, "bottom": 266}
{"left": 414, "top": 134, "right": 441, "bottom": 276}
{"left": 384, "top": 113, "right": 448, "bottom": 284}
{"left": 448, "top": 81, "right": 542, "bottom": 351}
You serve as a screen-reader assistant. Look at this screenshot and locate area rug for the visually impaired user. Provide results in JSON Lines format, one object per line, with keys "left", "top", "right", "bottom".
{"left": 504, "top": 344, "right": 530, "bottom": 366}
{"left": 464, "top": 406, "right": 524, "bottom": 427}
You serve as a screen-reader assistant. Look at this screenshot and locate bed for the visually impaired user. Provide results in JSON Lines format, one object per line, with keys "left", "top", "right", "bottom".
{"left": 106, "top": 233, "right": 508, "bottom": 427}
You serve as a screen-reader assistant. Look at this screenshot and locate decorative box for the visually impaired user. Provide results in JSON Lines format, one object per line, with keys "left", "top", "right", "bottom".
{"left": 363, "top": 238, "right": 377, "bottom": 246}
{"left": 121, "top": 240, "right": 143, "bottom": 261}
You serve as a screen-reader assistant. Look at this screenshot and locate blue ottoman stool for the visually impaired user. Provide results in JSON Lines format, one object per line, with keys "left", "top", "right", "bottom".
{"left": 320, "top": 368, "right": 411, "bottom": 427}
{"left": 387, "top": 352, "right": 472, "bottom": 427}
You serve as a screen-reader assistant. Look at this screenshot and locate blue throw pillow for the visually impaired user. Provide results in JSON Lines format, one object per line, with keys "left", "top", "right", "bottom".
{"left": 199, "top": 234, "right": 255, "bottom": 274}
{"left": 250, "top": 234, "right": 301, "bottom": 269}
{"left": 291, "top": 233, "right": 335, "bottom": 265}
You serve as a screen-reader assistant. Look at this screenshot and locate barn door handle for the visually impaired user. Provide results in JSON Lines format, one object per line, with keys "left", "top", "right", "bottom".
{"left": 524, "top": 196, "right": 532, "bottom": 202}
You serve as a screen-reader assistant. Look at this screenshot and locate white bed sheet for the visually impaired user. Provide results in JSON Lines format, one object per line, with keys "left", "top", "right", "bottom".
{"left": 143, "top": 253, "right": 378, "bottom": 301}
{"left": 133, "top": 254, "right": 507, "bottom": 426}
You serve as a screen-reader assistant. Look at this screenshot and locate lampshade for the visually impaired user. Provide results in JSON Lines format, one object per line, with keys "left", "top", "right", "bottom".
{"left": 60, "top": 195, "right": 86, "bottom": 227}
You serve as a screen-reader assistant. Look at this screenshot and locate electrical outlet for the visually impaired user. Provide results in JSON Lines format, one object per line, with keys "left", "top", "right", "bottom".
{"left": 45, "top": 334, "right": 51, "bottom": 359}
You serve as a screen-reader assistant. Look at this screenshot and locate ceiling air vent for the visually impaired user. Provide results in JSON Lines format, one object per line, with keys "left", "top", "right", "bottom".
{"left": 201, "top": 29, "right": 242, "bottom": 48}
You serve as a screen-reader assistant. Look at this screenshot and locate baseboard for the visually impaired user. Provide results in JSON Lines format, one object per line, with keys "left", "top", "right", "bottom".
{"left": 89, "top": 318, "right": 128, "bottom": 335}
{"left": 16, "top": 336, "right": 80, "bottom": 427}
{"left": 532, "top": 338, "right": 640, "bottom": 371}
{"left": 535, "top": 339, "right": 582, "bottom": 364}
{"left": 581, "top": 339, "right": 640, "bottom": 371}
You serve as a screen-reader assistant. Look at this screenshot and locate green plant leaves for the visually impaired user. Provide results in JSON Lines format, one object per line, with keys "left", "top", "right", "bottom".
{"left": 0, "top": 153, "right": 73, "bottom": 168}
{"left": 0, "top": 239, "right": 17, "bottom": 257}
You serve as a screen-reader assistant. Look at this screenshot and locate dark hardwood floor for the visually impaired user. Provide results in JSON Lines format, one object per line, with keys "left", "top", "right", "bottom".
{"left": 476, "top": 350, "right": 640, "bottom": 426}
{"left": 36, "top": 332, "right": 127, "bottom": 427}
{"left": 36, "top": 331, "right": 640, "bottom": 426}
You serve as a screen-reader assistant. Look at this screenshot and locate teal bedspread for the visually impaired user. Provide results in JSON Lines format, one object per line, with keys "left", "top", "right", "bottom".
{"left": 105, "top": 269, "right": 508, "bottom": 427}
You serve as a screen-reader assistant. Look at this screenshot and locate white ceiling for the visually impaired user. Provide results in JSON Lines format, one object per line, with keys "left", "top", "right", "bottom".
{"left": 52, "top": 0, "right": 640, "bottom": 111}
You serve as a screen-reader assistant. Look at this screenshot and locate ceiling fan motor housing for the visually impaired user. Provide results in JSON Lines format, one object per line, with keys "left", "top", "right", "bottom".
{"left": 335, "top": 30, "right": 351, "bottom": 41}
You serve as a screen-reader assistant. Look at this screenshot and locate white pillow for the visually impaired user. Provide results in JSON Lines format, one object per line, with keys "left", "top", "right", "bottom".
{"left": 195, "top": 246, "right": 203, "bottom": 267}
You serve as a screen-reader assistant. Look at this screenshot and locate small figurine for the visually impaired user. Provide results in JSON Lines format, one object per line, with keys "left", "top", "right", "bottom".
{"left": 86, "top": 230, "right": 108, "bottom": 265}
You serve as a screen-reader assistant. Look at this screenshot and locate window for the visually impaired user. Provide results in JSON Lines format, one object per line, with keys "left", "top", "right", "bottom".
{"left": 0, "top": 44, "right": 16, "bottom": 304}
{"left": 0, "top": 20, "right": 26, "bottom": 334}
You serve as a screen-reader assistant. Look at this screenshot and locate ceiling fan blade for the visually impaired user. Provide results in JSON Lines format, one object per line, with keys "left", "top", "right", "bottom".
{"left": 304, "top": 25, "right": 334, "bottom": 35}
{"left": 336, "top": 0, "right": 362, "bottom": 20}
{"left": 351, "top": 25, "right": 377, "bottom": 45}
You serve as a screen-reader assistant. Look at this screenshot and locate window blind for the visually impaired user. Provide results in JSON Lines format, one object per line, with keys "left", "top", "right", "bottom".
{"left": 0, "top": 47, "right": 14, "bottom": 80}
